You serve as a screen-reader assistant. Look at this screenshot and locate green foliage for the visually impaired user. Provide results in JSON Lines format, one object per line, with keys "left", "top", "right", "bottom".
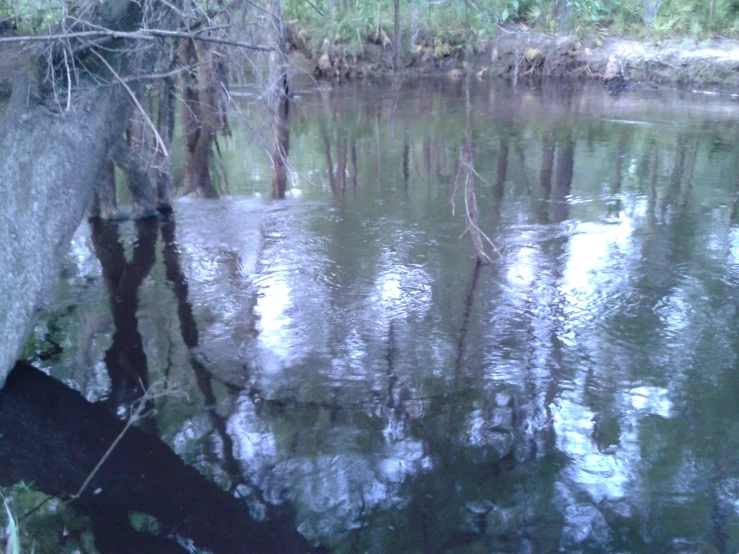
{"left": 283, "top": 0, "right": 739, "bottom": 52}
{"left": 0, "top": 0, "right": 64, "bottom": 34}
{"left": 567, "top": 0, "right": 615, "bottom": 23}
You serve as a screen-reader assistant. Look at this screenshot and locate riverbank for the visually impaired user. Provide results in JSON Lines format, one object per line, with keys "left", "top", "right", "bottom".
{"left": 294, "top": 28, "right": 739, "bottom": 94}
{"left": 4, "top": 31, "right": 739, "bottom": 97}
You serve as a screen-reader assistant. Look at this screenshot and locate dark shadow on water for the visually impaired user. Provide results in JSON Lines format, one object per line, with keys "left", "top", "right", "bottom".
{"left": 0, "top": 361, "right": 325, "bottom": 554}
{"left": 90, "top": 218, "right": 157, "bottom": 429}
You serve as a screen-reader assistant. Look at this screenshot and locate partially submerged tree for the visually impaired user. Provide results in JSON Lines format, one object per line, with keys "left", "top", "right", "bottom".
{"left": 267, "top": 0, "right": 291, "bottom": 199}
{"left": 0, "top": 0, "right": 166, "bottom": 386}
{"left": 0, "top": 0, "right": 277, "bottom": 386}
{"left": 179, "top": 36, "right": 231, "bottom": 199}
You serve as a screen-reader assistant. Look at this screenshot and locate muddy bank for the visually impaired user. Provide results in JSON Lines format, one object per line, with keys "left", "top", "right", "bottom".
{"left": 296, "top": 29, "right": 739, "bottom": 93}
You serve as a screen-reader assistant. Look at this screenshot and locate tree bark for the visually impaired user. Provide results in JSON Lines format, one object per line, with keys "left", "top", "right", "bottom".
{"left": 0, "top": 0, "right": 159, "bottom": 387}
{"left": 112, "top": 139, "right": 158, "bottom": 218}
{"left": 89, "top": 160, "right": 123, "bottom": 220}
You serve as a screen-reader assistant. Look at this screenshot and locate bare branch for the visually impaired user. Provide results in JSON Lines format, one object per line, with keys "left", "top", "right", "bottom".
{"left": 90, "top": 49, "right": 170, "bottom": 157}
{"left": 123, "top": 61, "right": 211, "bottom": 82}
{"left": 303, "top": 0, "right": 326, "bottom": 16}
{"left": 0, "top": 29, "right": 272, "bottom": 51}
{"left": 0, "top": 30, "right": 156, "bottom": 43}
{"left": 144, "top": 29, "right": 273, "bottom": 51}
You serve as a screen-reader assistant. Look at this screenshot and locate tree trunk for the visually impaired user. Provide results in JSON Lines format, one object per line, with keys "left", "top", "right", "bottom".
{"left": 323, "top": 131, "right": 338, "bottom": 194}
{"left": 350, "top": 139, "right": 358, "bottom": 190}
{"left": 89, "top": 160, "right": 123, "bottom": 220}
{"left": 267, "top": 0, "right": 290, "bottom": 200}
{"left": 0, "top": 362, "right": 324, "bottom": 554}
{"left": 112, "top": 139, "right": 158, "bottom": 218}
{"left": 91, "top": 218, "right": 158, "bottom": 430}
{"left": 402, "top": 133, "right": 410, "bottom": 189}
{"left": 537, "top": 132, "right": 555, "bottom": 224}
{"left": 0, "top": 0, "right": 158, "bottom": 387}
{"left": 179, "top": 38, "right": 219, "bottom": 199}
{"left": 337, "top": 136, "right": 348, "bottom": 192}
{"left": 393, "top": 0, "right": 401, "bottom": 72}
{"left": 272, "top": 95, "right": 290, "bottom": 199}
{"left": 495, "top": 140, "right": 509, "bottom": 201}
{"left": 155, "top": 73, "right": 176, "bottom": 212}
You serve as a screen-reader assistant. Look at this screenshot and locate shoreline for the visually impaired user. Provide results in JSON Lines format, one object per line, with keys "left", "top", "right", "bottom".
{"left": 4, "top": 31, "right": 739, "bottom": 97}
{"left": 294, "top": 29, "right": 739, "bottom": 94}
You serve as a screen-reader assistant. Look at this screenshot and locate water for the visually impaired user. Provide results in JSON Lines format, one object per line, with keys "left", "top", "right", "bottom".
{"left": 2, "top": 79, "right": 739, "bottom": 553}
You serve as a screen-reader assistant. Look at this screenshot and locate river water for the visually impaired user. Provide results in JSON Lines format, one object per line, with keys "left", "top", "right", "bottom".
{"left": 3, "top": 79, "right": 739, "bottom": 553}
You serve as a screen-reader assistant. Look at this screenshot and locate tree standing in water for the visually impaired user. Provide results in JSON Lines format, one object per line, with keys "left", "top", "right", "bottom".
{"left": 0, "top": 0, "right": 273, "bottom": 385}
{"left": 268, "top": 0, "right": 291, "bottom": 199}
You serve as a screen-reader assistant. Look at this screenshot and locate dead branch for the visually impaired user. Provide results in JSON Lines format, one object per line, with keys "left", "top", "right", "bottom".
{"left": 0, "top": 29, "right": 272, "bottom": 51}
{"left": 72, "top": 377, "right": 187, "bottom": 500}
{"left": 123, "top": 61, "right": 212, "bottom": 82}
{"left": 90, "top": 49, "right": 170, "bottom": 157}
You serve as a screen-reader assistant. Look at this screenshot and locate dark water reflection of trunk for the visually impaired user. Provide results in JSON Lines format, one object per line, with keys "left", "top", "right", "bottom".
{"left": 91, "top": 219, "right": 158, "bottom": 429}
{"left": 159, "top": 215, "right": 253, "bottom": 495}
{"left": 538, "top": 131, "right": 555, "bottom": 224}
{"left": 553, "top": 135, "right": 574, "bottom": 223}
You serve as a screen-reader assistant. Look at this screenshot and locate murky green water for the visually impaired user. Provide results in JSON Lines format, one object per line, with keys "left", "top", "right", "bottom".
{"left": 4, "top": 80, "right": 739, "bottom": 553}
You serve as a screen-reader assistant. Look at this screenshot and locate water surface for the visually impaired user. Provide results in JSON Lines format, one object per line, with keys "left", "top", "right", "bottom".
{"left": 6, "top": 79, "right": 739, "bottom": 553}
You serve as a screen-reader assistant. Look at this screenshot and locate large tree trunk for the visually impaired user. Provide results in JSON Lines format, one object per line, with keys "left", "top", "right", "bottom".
{"left": 0, "top": 0, "right": 159, "bottom": 387}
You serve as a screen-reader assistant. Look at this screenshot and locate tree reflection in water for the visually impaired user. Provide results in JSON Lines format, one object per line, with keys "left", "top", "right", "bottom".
{"left": 9, "top": 81, "right": 739, "bottom": 553}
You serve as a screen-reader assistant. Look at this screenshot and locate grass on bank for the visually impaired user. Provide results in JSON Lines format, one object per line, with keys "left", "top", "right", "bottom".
{"left": 283, "top": 0, "right": 739, "bottom": 58}
{"left": 2, "top": 0, "right": 738, "bottom": 61}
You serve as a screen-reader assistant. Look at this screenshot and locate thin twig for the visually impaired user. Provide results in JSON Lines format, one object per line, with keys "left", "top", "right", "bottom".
{"left": 157, "top": 0, "right": 190, "bottom": 20}
{"left": 63, "top": 47, "right": 72, "bottom": 112}
{"left": 72, "top": 379, "right": 186, "bottom": 500}
{"left": 90, "top": 49, "right": 169, "bottom": 157}
{"left": 303, "top": 0, "right": 325, "bottom": 16}
{"left": 73, "top": 409, "right": 140, "bottom": 500}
